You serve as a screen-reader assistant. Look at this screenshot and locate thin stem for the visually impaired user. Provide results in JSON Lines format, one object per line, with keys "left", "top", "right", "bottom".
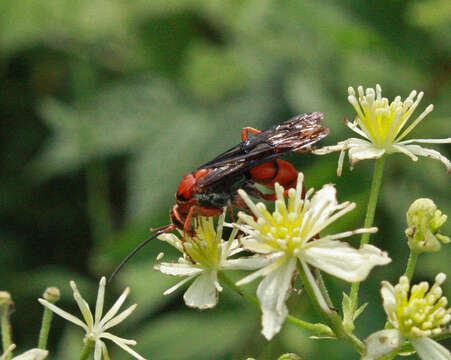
{"left": 403, "top": 250, "right": 418, "bottom": 281}
{"left": 218, "top": 272, "right": 333, "bottom": 336}
{"left": 79, "top": 339, "right": 95, "bottom": 360}
{"left": 296, "top": 261, "right": 331, "bottom": 320}
{"left": 314, "top": 268, "right": 334, "bottom": 309}
{"left": 37, "top": 307, "right": 54, "bottom": 350}
{"left": 297, "top": 261, "right": 364, "bottom": 353}
{"left": 349, "top": 156, "right": 386, "bottom": 312}
{"left": 38, "top": 287, "right": 60, "bottom": 350}
{"left": 0, "top": 303, "right": 12, "bottom": 360}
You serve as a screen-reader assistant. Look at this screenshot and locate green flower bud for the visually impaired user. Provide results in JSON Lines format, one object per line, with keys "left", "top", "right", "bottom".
{"left": 42, "top": 287, "right": 60, "bottom": 303}
{"left": 405, "top": 198, "right": 449, "bottom": 253}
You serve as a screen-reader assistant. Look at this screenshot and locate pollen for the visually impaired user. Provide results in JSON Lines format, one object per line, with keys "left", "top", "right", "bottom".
{"left": 237, "top": 173, "right": 325, "bottom": 254}
{"left": 389, "top": 274, "right": 450, "bottom": 338}
{"left": 182, "top": 217, "right": 222, "bottom": 270}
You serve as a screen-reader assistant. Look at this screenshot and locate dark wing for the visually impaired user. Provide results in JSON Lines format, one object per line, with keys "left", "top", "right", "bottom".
{"left": 195, "top": 112, "right": 329, "bottom": 191}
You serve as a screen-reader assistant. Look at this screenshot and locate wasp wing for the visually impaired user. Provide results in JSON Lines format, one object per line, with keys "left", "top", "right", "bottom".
{"left": 196, "top": 112, "right": 329, "bottom": 191}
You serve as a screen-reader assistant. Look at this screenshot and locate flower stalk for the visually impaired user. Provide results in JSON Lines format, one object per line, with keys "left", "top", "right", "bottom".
{"left": 349, "top": 156, "right": 386, "bottom": 313}
{"left": 79, "top": 339, "right": 95, "bottom": 360}
{"left": 403, "top": 250, "right": 418, "bottom": 281}
{"left": 0, "top": 292, "right": 13, "bottom": 360}
{"left": 296, "top": 261, "right": 365, "bottom": 353}
{"left": 218, "top": 272, "right": 333, "bottom": 337}
{"left": 38, "top": 287, "right": 60, "bottom": 350}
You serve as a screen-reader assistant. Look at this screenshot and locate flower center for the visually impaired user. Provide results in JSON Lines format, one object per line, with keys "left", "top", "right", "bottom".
{"left": 392, "top": 274, "right": 450, "bottom": 338}
{"left": 347, "top": 85, "right": 433, "bottom": 150}
{"left": 184, "top": 218, "right": 221, "bottom": 269}
{"left": 238, "top": 180, "right": 319, "bottom": 256}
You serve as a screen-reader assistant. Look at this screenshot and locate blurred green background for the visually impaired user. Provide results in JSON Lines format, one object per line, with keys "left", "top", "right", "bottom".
{"left": 0, "top": 0, "right": 450, "bottom": 359}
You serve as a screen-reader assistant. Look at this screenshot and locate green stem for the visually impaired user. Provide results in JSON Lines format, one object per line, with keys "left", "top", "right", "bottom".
{"left": 403, "top": 250, "right": 418, "bottom": 281}
{"left": 297, "top": 261, "right": 364, "bottom": 353}
{"left": 0, "top": 307, "right": 12, "bottom": 360}
{"left": 79, "top": 339, "right": 95, "bottom": 360}
{"left": 38, "top": 306, "right": 55, "bottom": 350}
{"left": 218, "top": 272, "right": 333, "bottom": 336}
{"left": 314, "top": 268, "right": 334, "bottom": 309}
{"left": 349, "top": 156, "right": 386, "bottom": 312}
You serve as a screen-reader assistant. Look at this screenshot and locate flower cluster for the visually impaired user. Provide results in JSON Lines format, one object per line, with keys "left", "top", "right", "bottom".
{"left": 155, "top": 173, "right": 391, "bottom": 339}
{"left": 154, "top": 84, "right": 450, "bottom": 356}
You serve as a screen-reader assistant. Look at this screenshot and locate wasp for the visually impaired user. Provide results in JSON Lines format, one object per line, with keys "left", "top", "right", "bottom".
{"left": 110, "top": 112, "right": 329, "bottom": 281}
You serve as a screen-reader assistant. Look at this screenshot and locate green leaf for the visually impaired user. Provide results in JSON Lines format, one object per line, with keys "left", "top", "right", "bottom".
{"left": 341, "top": 292, "right": 354, "bottom": 332}
{"left": 129, "top": 310, "right": 256, "bottom": 360}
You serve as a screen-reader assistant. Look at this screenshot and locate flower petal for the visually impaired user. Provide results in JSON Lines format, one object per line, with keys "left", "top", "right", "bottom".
{"left": 222, "top": 255, "right": 271, "bottom": 270}
{"left": 348, "top": 142, "right": 385, "bottom": 165}
{"left": 300, "top": 241, "right": 391, "bottom": 282}
{"left": 157, "top": 233, "right": 183, "bottom": 252}
{"left": 11, "top": 349, "right": 49, "bottom": 360}
{"left": 94, "top": 277, "right": 107, "bottom": 324}
{"left": 94, "top": 340, "right": 102, "bottom": 360}
{"left": 101, "top": 333, "right": 146, "bottom": 360}
{"left": 401, "top": 144, "right": 451, "bottom": 172}
{"left": 100, "top": 287, "right": 130, "bottom": 327}
{"left": 163, "top": 275, "right": 196, "bottom": 295}
{"left": 70, "top": 281, "right": 94, "bottom": 329}
{"left": 306, "top": 184, "right": 339, "bottom": 226}
{"left": 362, "top": 329, "right": 402, "bottom": 360}
{"left": 38, "top": 299, "right": 88, "bottom": 331}
{"left": 235, "top": 254, "right": 285, "bottom": 286}
{"left": 256, "top": 257, "right": 297, "bottom": 340}
{"left": 183, "top": 271, "right": 218, "bottom": 309}
{"left": 380, "top": 281, "right": 397, "bottom": 323}
{"left": 411, "top": 337, "right": 451, "bottom": 360}
{"left": 154, "top": 262, "right": 203, "bottom": 277}
{"left": 74, "top": 293, "right": 94, "bottom": 329}
{"left": 239, "top": 235, "right": 276, "bottom": 254}
{"left": 102, "top": 304, "right": 137, "bottom": 331}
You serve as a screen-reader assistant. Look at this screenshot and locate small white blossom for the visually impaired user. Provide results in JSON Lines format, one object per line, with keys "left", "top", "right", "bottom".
{"left": 155, "top": 212, "right": 268, "bottom": 309}
{"left": 39, "top": 277, "right": 145, "bottom": 360}
{"left": 314, "top": 85, "right": 451, "bottom": 175}
{"left": 235, "top": 173, "right": 391, "bottom": 339}
{"left": 364, "top": 273, "right": 451, "bottom": 360}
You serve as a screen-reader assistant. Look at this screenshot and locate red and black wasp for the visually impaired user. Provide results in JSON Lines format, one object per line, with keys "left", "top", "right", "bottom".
{"left": 110, "top": 112, "right": 329, "bottom": 280}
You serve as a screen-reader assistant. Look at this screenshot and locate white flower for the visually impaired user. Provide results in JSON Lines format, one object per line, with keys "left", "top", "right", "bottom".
{"left": 155, "top": 213, "right": 268, "bottom": 309}
{"left": 364, "top": 273, "right": 451, "bottom": 360}
{"left": 314, "top": 85, "right": 451, "bottom": 175}
{"left": 38, "top": 277, "right": 145, "bottom": 360}
{"left": 235, "top": 173, "right": 391, "bottom": 339}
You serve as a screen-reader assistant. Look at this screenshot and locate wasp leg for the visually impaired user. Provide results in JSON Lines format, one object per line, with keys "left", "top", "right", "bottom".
{"left": 241, "top": 127, "right": 261, "bottom": 141}
{"left": 183, "top": 205, "right": 223, "bottom": 237}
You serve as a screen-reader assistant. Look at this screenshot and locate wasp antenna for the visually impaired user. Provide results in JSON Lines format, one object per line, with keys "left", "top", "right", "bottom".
{"left": 108, "top": 224, "right": 175, "bottom": 283}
